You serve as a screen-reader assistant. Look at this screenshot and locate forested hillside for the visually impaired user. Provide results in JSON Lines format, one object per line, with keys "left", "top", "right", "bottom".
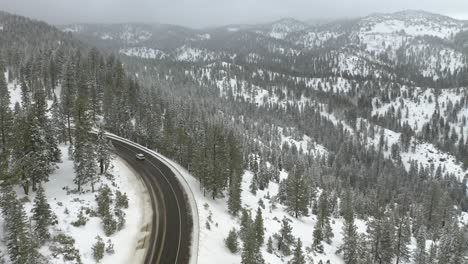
{"left": 0, "top": 8, "right": 467, "bottom": 264}
{"left": 62, "top": 10, "right": 468, "bottom": 264}
{"left": 0, "top": 11, "right": 242, "bottom": 264}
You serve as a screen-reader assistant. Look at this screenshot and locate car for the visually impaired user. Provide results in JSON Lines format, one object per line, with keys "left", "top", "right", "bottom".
{"left": 136, "top": 153, "right": 145, "bottom": 160}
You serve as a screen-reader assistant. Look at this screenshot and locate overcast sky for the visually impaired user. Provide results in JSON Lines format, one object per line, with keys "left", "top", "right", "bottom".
{"left": 1, "top": 0, "right": 468, "bottom": 28}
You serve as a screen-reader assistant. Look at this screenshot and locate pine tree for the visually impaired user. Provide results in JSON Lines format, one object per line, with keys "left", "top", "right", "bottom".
{"left": 253, "top": 208, "right": 265, "bottom": 247}
{"left": 266, "top": 237, "right": 273, "bottom": 253}
{"left": 92, "top": 236, "right": 105, "bottom": 263}
{"left": 86, "top": 144, "right": 98, "bottom": 192}
{"left": 275, "top": 217, "right": 294, "bottom": 256}
{"left": 0, "top": 66, "right": 13, "bottom": 147}
{"left": 73, "top": 97, "right": 97, "bottom": 192}
{"left": 289, "top": 238, "right": 306, "bottom": 264}
{"left": 393, "top": 214, "right": 411, "bottom": 264}
{"left": 103, "top": 213, "right": 117, "bottom": 236}
{"left": 451, "top": 225, "right": 465, "bottom": 264}
{"left": 423, "top": 182, "right": 442, "bottom": 232}
{"left": 207, "top": 125, "right": 228, "bottom": 199}
{"left": 249, "top": 173, "right": 258, "bottom": 195}
{"left": 427, "top": 242, "right": 437, "bottom": 264}
{"left": 10, "top": 110, "right": 32, "bottom": 193}
{"left": 257, "top": 162, "right": 270, "bottom": 190}
{"left": 240, "top": 209, "right": 252, "bottom": 242}
{"left": 61, "top": 60, "right": 76, "bottom": 144}
{"left": 96, "top": 127, "right": 113, "bottom": 174}
{"left": 227, "top": 131, "right": 243, "bottom": 187}
{"left": 0, "top": 249, "right": 5, "bottom": 264}
{"left": 0, "top": 185, "right": 15, "bottom": 216}
{"left": 19, "top": 78, "right": 30, "bottom": 108}
{"left": 225, "top": 228, "right": 239, "bottom": 253}
{"left": 313, "top": 218, "right": 324, "bottom": 253}
{"left": 340, "top": 189, "right": 358, "bottom": 264}
{"left": 227, "top": 172, "right": 242, "bottom": 215}
{"left": 379, "top": 215, "right": 395, "bottom": 264}
{"left": 22, "top": 88, "right": 59, "bottom": 192}
{"left": 241, "top": 226, "right": 265, "bottom": 264}
{"left": 32, "top": 185, "right": 53, "bottom": 242}
{"left": 413, "top": 226, "right": 427, "bottom": 264}
{"left": 4, "top": 191, "right": 34, "bottom": 264}
{"left": 51, "top": 97, "right": 67, "bottom": 142}
{"left": 285, "top": 167, "right": 309, "bottom": 218}
{"left": 192, "top": 143, "right": 209, "bottom": 194}
{"left": 106, "top": 239, "right": 115, "bottom": 255}
{"left": 437, "top": 221, "right": 465, "bottom": 264}
{"left": 97, "top": 185, "right": 112, "bottom": 217}
{"left": 313, "top": 191, "right": 333, "bottom": 252}
{"left": 115, "top": 191, "right": 129, "bottom": 209}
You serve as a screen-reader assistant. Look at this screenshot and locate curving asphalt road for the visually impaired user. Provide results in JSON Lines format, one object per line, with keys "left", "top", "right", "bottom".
{"left": 110, "top": 139, "right": 192, "bottom": 264}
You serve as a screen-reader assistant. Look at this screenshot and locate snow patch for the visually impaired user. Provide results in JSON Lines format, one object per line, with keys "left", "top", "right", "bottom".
{"left": 119, "top": 47, "right": 167, "bottom": 60}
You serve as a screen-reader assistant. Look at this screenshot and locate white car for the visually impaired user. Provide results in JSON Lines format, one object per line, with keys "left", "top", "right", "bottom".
{"left": 135, "top": 153, "right": 145, "bottom": 160}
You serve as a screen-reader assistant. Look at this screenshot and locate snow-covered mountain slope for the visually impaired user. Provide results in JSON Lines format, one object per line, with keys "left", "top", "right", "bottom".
{"left": 357, "top": 118, "right": 468, "bottom": 180}
{"left": 263, "top": 18, "right": 309, "bottom": 39}
{"left": 350, "top": 11, "right": 468, "bottom": 70}
{"left": 404, "top": 42, "right": 466, "bottom": 79}
{"left": 119, "top": 45, "right": 224, "bottom": 62}
{"left": 2, "top": 72, "right": 150, "bottom": 263}
{"left": 61, "top": 24, "right": 148, "bottom": 44}
{"left": 119, "top": 47, "right": 167, "bottom": 60}
{"left": 119, "top": 24, "right": 152, "bottom": 44}
{"left": 372, "top": 86, "right": 468, "bottom": 137}
{"left": 61, "top": 10, "right": 468, "bottom": 85}
{"left": 193, "top": 170, "right": 363, "bottom": 264}
{"left": 27, "top": 9, "right": 468, "bottom": 264}
{"left": 293, "top": 30, "right": 343, "bottom": 49}
{"left": 175, "top": 45, "right": 220, "bottom": 62}
{"left": 359, "top": 10, "right": 466, "bottom": 39}
{"left": 0, "top": 145, "right": 149, "bottom": 264}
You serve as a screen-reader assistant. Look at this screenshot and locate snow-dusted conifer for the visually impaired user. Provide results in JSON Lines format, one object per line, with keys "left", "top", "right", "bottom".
{"left": 225, "top": 228, "right": 239, "bottom": 253}
{"left": 289, "top": 238, "right": 306, "bottom": 264}
{"left": 285, "top": 166, "right": 309, "bottom": 218}
{"left": 32, "top": 185, "right": 54, "bottom": 242}
{"left": 253, "top": 207, "right": 265, "bottom": 247}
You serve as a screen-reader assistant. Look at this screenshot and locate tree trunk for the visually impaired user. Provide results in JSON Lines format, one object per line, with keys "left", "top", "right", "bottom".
{"left": 32, "top": 179, "right": 37, "bottom": 192}
{"left": 67, "top": 114, "right": 73, "bottom": 145}
{"left": 22, "top": 171, "right": 29, "bottom": 195}
{"left": 0, "top": 114, "right": 5, "bottom": 146}
{"left": 100, "top": 159, "right": 104, "bottom": 174}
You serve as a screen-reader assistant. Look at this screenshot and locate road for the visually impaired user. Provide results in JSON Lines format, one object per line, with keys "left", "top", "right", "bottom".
{"left": 111, "top": 139, "right": 192, "bottom": 264}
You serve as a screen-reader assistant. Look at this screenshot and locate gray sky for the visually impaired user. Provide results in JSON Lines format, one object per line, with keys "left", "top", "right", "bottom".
{"left": 1, "top": 0, "right": 468, "bottom": 28}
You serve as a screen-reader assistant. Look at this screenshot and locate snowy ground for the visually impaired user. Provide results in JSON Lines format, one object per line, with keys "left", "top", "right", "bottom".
{"left": 6, "top": 73, "right": 21, "bottom": 109}
{"left": 191, "top": 170, "right": 368, "bottom": 264}
{"left": 357, "top": 118, "right": 468, "bottom": 180}
{"left": 373, "top": 86, "right": 468, "bottom": 137}
{"left": 168, "top": 160, "right": 365, "bottom": 264}
{"left": 120, "top": 47, "right": 167, "bottom": 60}
{"left": 0, "top": 145, "right": 150, "bottom": 264}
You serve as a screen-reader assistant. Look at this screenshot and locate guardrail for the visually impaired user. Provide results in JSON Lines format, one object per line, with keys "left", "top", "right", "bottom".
{"left": 105, "top": 133, "right": 200, "bottom": 264}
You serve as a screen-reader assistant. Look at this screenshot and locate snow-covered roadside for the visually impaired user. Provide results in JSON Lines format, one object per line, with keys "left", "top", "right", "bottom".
{"left": 106, "top": 156, "right": 152, "bottom": 264}
{"left": 0, "top": 145, "right": 150, "bottom": 264}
